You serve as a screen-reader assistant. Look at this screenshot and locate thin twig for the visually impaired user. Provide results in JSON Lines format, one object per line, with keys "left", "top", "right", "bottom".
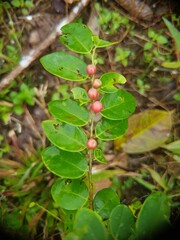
{"left": 0, "top": 0, "right": 90, "bottom": 92}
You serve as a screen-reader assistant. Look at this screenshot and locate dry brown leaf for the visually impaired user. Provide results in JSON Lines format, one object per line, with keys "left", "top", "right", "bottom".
{"left": 115, "top": 0, "right": 153, "bottom": 21}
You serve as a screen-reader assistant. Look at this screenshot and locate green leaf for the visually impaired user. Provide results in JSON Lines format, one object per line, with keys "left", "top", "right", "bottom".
{"left": 95, "top": 118, "right": 128, "bottom": 140}
{"left": 60, "top": 23, "right": 93, "bottom": 54}
{"left": 93, "top": 188, "right": 119, "bottom": 219}
{"left": 51, "top": 179, "right": 88, "bottom": 210}
{"left": 162, "top": 140, "right": 180, "bottom": 154}
{"left": 64, "top": 232, "right": 80, "bottom": 240}
{"left": 109, "top": 205, "right": 135, "bottom": 240}
{"left": 163, "top": 17, "right": 180, "bottom": 54}
{"left": 156, "top": 35, "right": 168, "bottom": 45}
{"left": 71, "top": 87, "right": 90, "bottom": 105}
{"left": 42, "top": 120, "right": 87, "bottom": 152}
{"left": 25, "top": 0, "right": 34, "bottom": 8}
{"left": 114, "top": 109, "right": 172, "bottom": 154}
{"left": 173, "top": 93, "right": 180, "bottom": 101}
{"left": 48, "top": 99, "right": 89, "bottom": 126}
{"left": 41, "top": 146, "right": 88, "bottom": 179}
{"left": 29, "top": 202, "right": 36, "bottom": 208}
{"left": 136, "top": 191, "right": 170, "bottom": 239}
{"left": 2, "top": 210, "right": 22, "bottom": 230}
{"left": 101, "top": 90, "right": 136, "bottom": 120}
{"left": 92, "top": 35, "right": 117, "bottom": 48}
{"left": 40, "top": 52, "right": 87, "bottom": 81}
{"left": 10, "top": 83, "right": 35, "bottom": 106}
{"left": 60, "top": 209, "right": 77, "bottom": 234}
{"left": 148, "top": 29, "right": 156, "bottom": 39}
{"left": 122, "top": 58, "right": 128, "bottom": 67}
{"left": 73, "top": 208, "right": 107, "bottom": 240}
{"left": 100, "top": 72, "right": 126, "bottom": 93}
{"left": 161, "top": 61, "right": 180, "bottom": 69}
{"left": 143, "top": 166, "right": 168, "bottom": 190}
{"left": 11, "top": 0, "right": 21, "bottom": 7}
{"left": 144, "top": 42, "right": 153, "bottom": 51}
{"left": 115, "top": 48, "right": 131, "bottom": 64}
{"left": 94, "top": 148, "right": 107, "bottom": 164}
{"left": 133, "top": 177, "right": 157, "bottom": 191}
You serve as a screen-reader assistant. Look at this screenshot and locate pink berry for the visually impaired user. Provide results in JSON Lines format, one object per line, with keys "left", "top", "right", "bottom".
{"left": 88, "top": 88, "right": 99, "bottom": 100}
{"left": 92, "top": 79, "right": 102, "bottom": 89}
{"left": 86, "top": 64, "right": 96, "bottom": 77}
{"left": 87, "top": 138, "right": 97, "bottom": 149}
{"left": 91, "top": 101, "right": 103, "bottom": 113}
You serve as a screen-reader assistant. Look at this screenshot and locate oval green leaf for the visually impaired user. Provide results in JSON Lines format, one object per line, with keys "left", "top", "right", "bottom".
{"left": 136, "top": 191, "right": 170, "bottom": 239}
{"left": 41, "top": 146, "right": 88, "bottom": 179}
{"left": 64, "top": 232, "right": 80, "bottom": 240}
{"left": 73, "top": 208, "right": 107, "bottom": 240}
{"left": 92, "top": 35, "right": 117, "bottom": 48}
{"left": 40, "top": 52, "right": 87, "bottom": 81}
{"left": 162, "top": 140, "right": 180, "bottom": 154}
{"left": 101, "top": 90, "right": 136, "bottom": 120}
{"left": 48, "top": 99, "right": 89, "bottom": 126}
{"left": 51, "top": 179, "right": 88, "bottom": 210}
{"left": 161, "top": 61, "right": 180, "bottom": 69}
{"left": 42, "top": 120, "right": 87, "bottom": 152}
{"left": 60, "top": 23, "right": 93, "bottom": 53}
{"left": 95, "top": 118, "right": 128, "bottom": 140}
{"left": 94, "top": 148, "right": 107, "bottom": 164}
{"left": 71, "top": 87, "right": 90, "bottom": 105}
{"left": 93, "top": 188, "right": 119, "bottom": 219}
{"left": 100, "top": 72, "right": 126, "bottom": 93}
{"left": 114, "top": 109, "right": 172, "bottom": 154}
{"left": 109, "top": 205, "right": 135, "bottom": 240}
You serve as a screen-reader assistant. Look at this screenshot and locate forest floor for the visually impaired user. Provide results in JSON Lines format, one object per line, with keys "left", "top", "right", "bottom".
{"left": 0, "top": 0, "right": 180, "bottom": 239}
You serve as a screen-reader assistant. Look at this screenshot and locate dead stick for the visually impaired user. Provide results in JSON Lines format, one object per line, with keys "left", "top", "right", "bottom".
{"left": 0, "top": 0, "right": 90, "bottom": 92}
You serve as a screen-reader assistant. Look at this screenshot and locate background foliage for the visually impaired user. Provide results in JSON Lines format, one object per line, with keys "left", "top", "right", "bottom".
{"left": 0, "top": 0, "right": 179, "bottom": 239}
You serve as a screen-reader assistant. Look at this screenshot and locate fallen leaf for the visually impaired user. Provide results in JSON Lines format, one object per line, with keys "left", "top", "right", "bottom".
{"left": 114, "top": 109, "right": 172, "bottom": 154}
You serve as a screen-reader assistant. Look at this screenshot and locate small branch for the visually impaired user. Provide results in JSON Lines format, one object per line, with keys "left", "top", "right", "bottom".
{"left": 0, "top": 0, "right": 90, "bottom": 92}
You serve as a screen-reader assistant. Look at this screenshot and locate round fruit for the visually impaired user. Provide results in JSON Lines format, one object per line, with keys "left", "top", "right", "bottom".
{"left": 86, "top": 64, "right": 96, "bottom": 77}
{"left": 87, "top": 138, "right": 97, "bottom": 149}
{"left": 91, "top": 101, "right": 103, "bottom": 113}
{"left": 88, "top": 88, "right": 99, "bottom": 100}
{"left": 92, "top": 79, "right": 102, "bottom": 89}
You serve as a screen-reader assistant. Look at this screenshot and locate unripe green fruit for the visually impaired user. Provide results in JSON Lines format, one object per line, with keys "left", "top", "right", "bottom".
{"left": 86, "top": 64, "right": 96, "bottom": 77}
{"left": 91, "top": 101, "right": 103, "bottom": 113}
{"left": 87, "top": 138, "right": 97, "bottom": 149}
{"left": 88, "top": 88, "right": 99, "bottom": 100}
{"left": 92, "top": 79, "right": 102, "bottom": 89}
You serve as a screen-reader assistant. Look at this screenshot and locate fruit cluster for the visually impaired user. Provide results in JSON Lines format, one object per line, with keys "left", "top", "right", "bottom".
{"left": 86, "top": 64, "right": 103, "bottom": 149}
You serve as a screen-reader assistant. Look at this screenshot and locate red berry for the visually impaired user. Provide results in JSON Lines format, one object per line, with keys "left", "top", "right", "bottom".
{"left": 92, "top": 79, "right": 102, "bottom": 89}
{"left": 86, "top": 64, "right": 96, "bottom": 77}
{"left": 88, "top": 88, "right": 99, "bottom": 100}
{"left": 87, "top": 138, "right": 97, "bottom": 149}
{"left": 91, "top": 101, "right": 103, "bottom": 113}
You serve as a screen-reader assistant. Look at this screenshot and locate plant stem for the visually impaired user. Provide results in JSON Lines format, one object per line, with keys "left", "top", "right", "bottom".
{"left": 88, "top": 112, "right": 95, "bottom": 209}
{"left": 91, "top": 47, "right": 97, "bottom": 66}
{"left": 33, "top": 202, "right": 62, "bottom": 221}
{"left": 87, "top": 48, "right": 97, "bottom": 209}
{"left": 4, "top": 7, "right": 22, "bottom": 52}
{"left": 88, "top": 149, "right": 93, "bottom": 209}
{"left": 0, "top": 53, "right": 16, "bottom": 63}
